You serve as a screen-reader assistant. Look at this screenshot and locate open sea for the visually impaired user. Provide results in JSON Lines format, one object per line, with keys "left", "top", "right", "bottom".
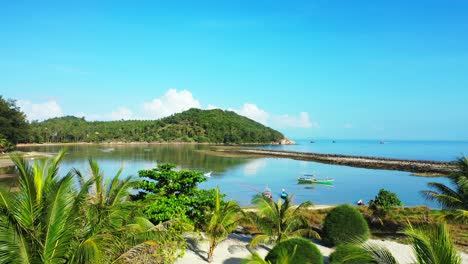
{"left": 13, "top": 140, "right": 468, "bottom": 208}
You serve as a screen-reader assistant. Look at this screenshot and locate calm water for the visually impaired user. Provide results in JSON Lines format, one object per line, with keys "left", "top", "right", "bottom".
{"left": 258, "top": 139, "right": 468, "bottom": 162}
{"left": 13, "top": 141, "right": 462, "bottom": 208}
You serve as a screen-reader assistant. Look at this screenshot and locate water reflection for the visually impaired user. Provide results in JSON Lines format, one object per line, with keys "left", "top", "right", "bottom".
{"left": 13, "top": 144, "right": 455, "bottom": 208}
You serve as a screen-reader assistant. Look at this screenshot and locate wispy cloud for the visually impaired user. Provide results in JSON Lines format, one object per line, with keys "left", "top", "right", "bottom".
{"left": 17, "top": 99, "right": 63, "bottom": 121}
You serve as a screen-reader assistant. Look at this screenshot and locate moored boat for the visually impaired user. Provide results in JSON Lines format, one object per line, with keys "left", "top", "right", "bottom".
{"left": 298, "top": 174, "right": 334, "bottom": 184}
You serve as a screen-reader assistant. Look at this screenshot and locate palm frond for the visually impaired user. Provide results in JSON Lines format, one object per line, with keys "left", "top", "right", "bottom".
{"left": 405, "top": 222, "right": 461, "bottom": 264}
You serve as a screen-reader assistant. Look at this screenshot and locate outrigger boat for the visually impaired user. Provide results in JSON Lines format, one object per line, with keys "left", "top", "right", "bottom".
{"left": 298, "top": 174, "right": 334, "bottom": 185}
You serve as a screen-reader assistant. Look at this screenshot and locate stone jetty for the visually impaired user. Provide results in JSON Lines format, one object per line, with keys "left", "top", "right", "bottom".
{"left": 213, "top": 147, "right": 456, "bottom": 175}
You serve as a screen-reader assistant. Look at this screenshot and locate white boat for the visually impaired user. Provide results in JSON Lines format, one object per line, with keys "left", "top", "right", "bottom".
{"left": 204, "top": 171, "right": 212, "bottom": 177}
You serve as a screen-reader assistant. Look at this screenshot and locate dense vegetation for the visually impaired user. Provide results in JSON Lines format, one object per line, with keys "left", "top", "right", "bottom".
{"left": 0, "top": 151, "right": 189, "bottom": 263}
{"left": 265, "top": 237, "right": 323, "bottom": 264}
{"left": 322, "top": 204, "right": 370, "bottom": 246}
{"left": 0, "top": 96, "right": 29, "bottom": 151}
{"left": 28, "top": 108, "right": 284, "bottom": 144}
{"left": 135, "top": 164, "right": 218, "bottom": 228}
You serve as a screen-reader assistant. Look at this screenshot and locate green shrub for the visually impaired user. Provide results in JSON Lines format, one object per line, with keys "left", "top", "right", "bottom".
{"left": 322, "top": 204, "right": 370, "bottom": 246}
{"left": 265, "top": 237, "right": 323, "bottom": 264}
{"left": 0, "top": 135, "right": 14, "bottom": 152}
{"left": 372, "top": 188, "right": 403, "bottom": 212}
{"left": 329, "top": 244, "right": 368, "bottom": 264}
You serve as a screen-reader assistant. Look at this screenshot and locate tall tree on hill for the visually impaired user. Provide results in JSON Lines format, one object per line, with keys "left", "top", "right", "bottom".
{"left": 0, "top": 96, "right": 29, "bottom": 149}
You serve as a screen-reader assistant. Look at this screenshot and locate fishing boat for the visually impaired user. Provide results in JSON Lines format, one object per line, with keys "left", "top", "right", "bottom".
{"left": 204, "top": 171, "right": 212, "bottom": 177}
{"left": 298, "top": 174, "right": 334, "bottom": 184}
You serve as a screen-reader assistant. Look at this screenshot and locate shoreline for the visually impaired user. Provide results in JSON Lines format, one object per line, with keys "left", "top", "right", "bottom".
{"left": 211, "top": 147, "right": 456, "bottom": 175}
{"left": 16, "top": 140, "right": 293, "bottom": 147}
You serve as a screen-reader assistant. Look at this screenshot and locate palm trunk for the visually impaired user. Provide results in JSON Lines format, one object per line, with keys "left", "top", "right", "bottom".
{"left": 207, "top": 239, "right": 216, "bottom": 263}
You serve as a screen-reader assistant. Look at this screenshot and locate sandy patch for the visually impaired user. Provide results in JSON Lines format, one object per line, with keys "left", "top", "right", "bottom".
{"left": 175, "top": 234, "right": 468, "bottom": 264}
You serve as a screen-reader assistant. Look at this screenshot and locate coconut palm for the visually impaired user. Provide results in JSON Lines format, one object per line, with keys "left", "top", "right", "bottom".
{"left": 340, "top": 222, "right": 461, "bottom": 264}
{"left": 0, "top": 151, "right": 187, "bottom": 264}
{"left": 0, "top": 149, "right": 93, "bottom": 263}
{"left": 405, "top": 222, "right": 461, "bottom": 264}
{"left": 249, "top": 195, "right": 318, "bottom": 247}
{"left": 421, "top": 157, "right": 468, "bottom": 223}
{"left": 204, "top": 186, "right": 243, "bottom": 262}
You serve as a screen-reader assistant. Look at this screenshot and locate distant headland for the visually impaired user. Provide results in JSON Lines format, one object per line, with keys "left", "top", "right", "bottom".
{"left": 27, "top": 108, "right": 293, "bottom": 145}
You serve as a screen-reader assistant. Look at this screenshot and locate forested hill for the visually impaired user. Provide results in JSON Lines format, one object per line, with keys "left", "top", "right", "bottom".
{"left": 28, "top": 108, "right": 285, "bottom": 144}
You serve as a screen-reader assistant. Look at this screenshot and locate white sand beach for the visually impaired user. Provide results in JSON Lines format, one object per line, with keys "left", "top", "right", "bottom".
{"left": 175, "top": 233, "right": 468, "bottom": 264}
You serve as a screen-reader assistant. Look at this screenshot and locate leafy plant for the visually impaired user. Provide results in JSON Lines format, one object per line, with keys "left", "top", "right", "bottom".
{"left": 265, "top": 237, "right": 323, "bottom": 264}
{"left": 0, "top": 96, "right": 29, "bottom": 145}
{"left": 0, "top": 134, "right": 14, "bottom": 152}
{"left": 0, "top": 150, "right": 187, "bottom": 264}
{"left": 204, "top": 186, "right": 243, "bottom": 262}
{"left": 372, "top": 188, "right": 403, "bottom": 213}
{"left": 249, "top": 195, "right": 319, "bottom": 247}
{"left": 339, "top": 222, "right": 460, "bottom": 264}
{"left": 322, "top": 204, "right": 370, "bottom": 246}
{"left": 421, "top": 157, "right": 468, "bottom": 223}
{"left": 137, "top": 164, "right": 219, "bottom": 228}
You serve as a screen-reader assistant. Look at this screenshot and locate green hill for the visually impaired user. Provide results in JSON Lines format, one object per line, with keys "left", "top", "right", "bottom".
{"left": 28, "top": 108, "right": 285, "bottom": 144}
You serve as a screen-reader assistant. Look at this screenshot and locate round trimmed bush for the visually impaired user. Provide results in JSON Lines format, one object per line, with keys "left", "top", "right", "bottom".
{"left": 322, "top": 204, "right": 369, "bottom": 246}
{"left": 265, "top": 237, "right": 323, "bottom": 264}
{"left": 329, "top": 244, "right": 368, "bottom": 264}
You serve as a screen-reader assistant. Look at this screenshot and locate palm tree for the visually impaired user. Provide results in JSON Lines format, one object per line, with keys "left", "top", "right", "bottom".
{"left": 249, "top": 195, "right": 318, "bottom": 247}
{"left": 204, "top": 186, "right": 243, "bottom": 262}
{"left": 0, "top": 151, "right": 187, "bottom": 263}
{"left": 405, "top": 222, "right": 461, "bottom": 264}
{"left": 0, "top": 149, "right": 92, "bottom": 263}
{"left": 421, "top": 157, "right": 468, "bottom": 223}
{"left": 339, "top": 222, "right": 461, "bottom": 264}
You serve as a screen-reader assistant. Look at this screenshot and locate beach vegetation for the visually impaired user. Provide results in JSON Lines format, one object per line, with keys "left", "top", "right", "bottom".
{"left": 341, "top": 222, "right": 460, "bottom": 264}
{"left": 204, "top": 186, "right": 243, "bottom": 262}
{"left": 264, "top": 237, "right": 323, "bottom": 264}
{"left": 136, "top": 163, "right": 219, "bottom": 228}
{"left": 322, "top": 204, "right": 370, "bottom": 246}
{"left": 329, "top": 244, "right": 374, "bottom": 264}
{"left": 421, "top": 156, "right": 468, "bottom": 223}
{"left": 372, "top": 188, "right": 403, "bottom": 213}
{"left": 0, "top": 150, "right": 186, "bottom": 263}
{"left": 0, "top": 96, "right": 29, "bottom": 149}
{"left": 249, "top": 195, "right": 319, "bottom": 247}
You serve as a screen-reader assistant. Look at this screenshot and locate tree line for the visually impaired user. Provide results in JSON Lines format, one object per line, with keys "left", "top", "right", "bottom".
{"left": 29, "top": 108, "right": 284, "bottom": 144}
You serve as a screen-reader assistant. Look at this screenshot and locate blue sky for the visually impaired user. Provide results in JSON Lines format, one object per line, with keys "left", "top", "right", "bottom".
{"left": 1, "top": 0, "right": 468, "bottom": 140}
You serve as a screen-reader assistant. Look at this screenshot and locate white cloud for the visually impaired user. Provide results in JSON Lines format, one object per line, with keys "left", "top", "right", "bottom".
{"left": 109, "top": 107, "right": 134, "bottom": 120}
{"left": 227, "top": 103, "right": 317, "bottom": 129}
{"left": 230, "top": 103, "right": 270, "bottom": 125}
{"left": 207, "top": 104, "right": 220, "bottom": 110}
{"left": 17, "top": 100, "right": 63, "bottom": 121}
{"left": 271, "top": 112, "right": 317, "bottom": 128}
{"left": 142, "top": 89, "right": 201, "bottom": 119}
{"left": 76, "top": 107, "right": 134, "bottom": 121}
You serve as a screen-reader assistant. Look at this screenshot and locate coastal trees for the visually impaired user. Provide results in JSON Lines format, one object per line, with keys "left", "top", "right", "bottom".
{"left": 0, "top": 150, "right": 186, "bottom": 263}
{"left": 136, "top": 164, "right": 218, "bottom": 227}
{"left": 0, "top": 96, "right": 29, "bottom": 148}
{"left": 249, "top": 195, "right": 318, "bottom": 247}
{"left": 28, "top": 108, "right": 285, "bottom": 144}
{"left": 204, "top": 187, "right": 243, "bottom": 262}
{"left": 421, "top": 157, "right": 468, "bottom": 223}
